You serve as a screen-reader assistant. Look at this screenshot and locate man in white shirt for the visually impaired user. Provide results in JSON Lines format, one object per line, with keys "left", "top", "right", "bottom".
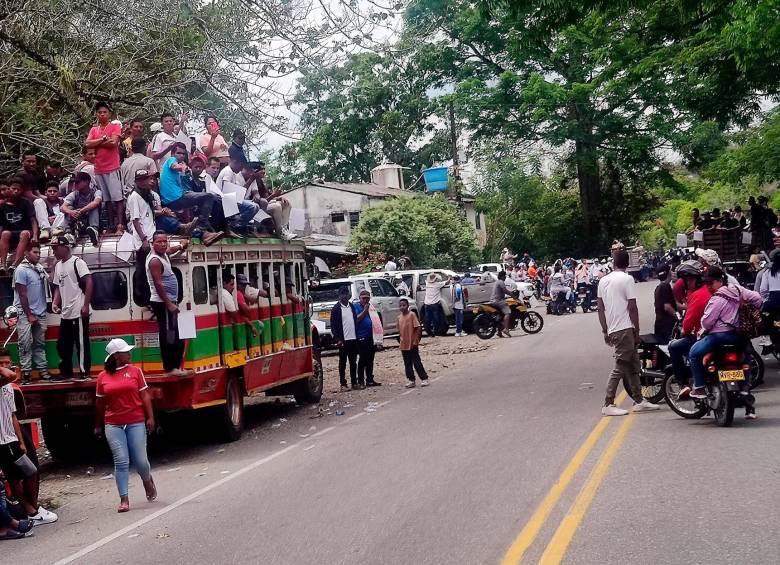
{"left": 150, "top": 113, "right": 178, "bottom": 170}
{"left": 215, "top": 155, "right": 260, "bottom": 238}
{"left": 384, "top": 256, "right": 397, "bottom": 271}
{"left": 597, "top": 249, "right": 660, "bottom": 416}
{"left": 51, "top": 235, "right": 93, "bottom": 380}
{"left": 423, "top": 272, "right": 449, "bottom": 336}
{"left": 120, "top": 138, "right": 157, "bottom": 195}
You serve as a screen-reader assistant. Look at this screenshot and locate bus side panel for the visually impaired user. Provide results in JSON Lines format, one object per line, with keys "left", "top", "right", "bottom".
{"left": 243, "top": 346, "right": 313, "bottom": 393}
{"left": 258, "top": 304, "right": 273, "bottom": 355}
{"left": 187, "top": 368, "right": 229, "bottom": 409}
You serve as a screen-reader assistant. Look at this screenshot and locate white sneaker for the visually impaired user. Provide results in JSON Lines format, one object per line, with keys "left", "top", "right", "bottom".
{"left": 420, "top": 380, "right": 430, "bottom": 387}
{"left": 746, "top": 412, "right": 758, "bottom": 420}
{"left": 279, "top": 228, "right": 298, "bottom": 241}
{"left": 602, "top": 404, "right": 628, "bottom": 416}
{"left": 455, "top": 332, "right": 462, "bottom": 337}
{"left": 405, "top": 381, "right": 416, "bottom": 388}
{"left": 29, "top": 506, "right": 58, "bottom": 525}
{"left": 633, "top": 399, "right": 661, "bottom": 412}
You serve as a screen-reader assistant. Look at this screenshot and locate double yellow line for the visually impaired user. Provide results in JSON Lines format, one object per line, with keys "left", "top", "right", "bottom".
{"left": 501, "top": 391, "right": 635, "bottom": 565}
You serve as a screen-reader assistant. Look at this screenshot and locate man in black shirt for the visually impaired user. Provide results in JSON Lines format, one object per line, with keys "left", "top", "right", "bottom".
{"left": 16, "top": 151, "right": 45, "bottom": 199}
{"left": 228, "top": 129, "right": 247, "bottom": 163}
{"left": 654, "top": 263, "right": 677, "bottom": 343}
{"left": 0, "top": 177, "right": 36, "bottom": 272}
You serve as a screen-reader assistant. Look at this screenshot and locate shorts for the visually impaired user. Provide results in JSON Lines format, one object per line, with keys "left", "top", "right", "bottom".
{"left": 0, "top": 441, "right": 30, "bottom": 481}
{"left": 95, "top": 170, "right": 124, "bottom": 202}
{"left": 491, "top": 300, "right": 511, "bottom": 316}
{"left": 5, "top": 231, "right": 30, "bottom": 248}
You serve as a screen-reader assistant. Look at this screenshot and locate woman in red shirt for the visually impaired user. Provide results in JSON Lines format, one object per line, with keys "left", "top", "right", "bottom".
{"left": 94, "top": 338, "right": 157, "bottom": 512}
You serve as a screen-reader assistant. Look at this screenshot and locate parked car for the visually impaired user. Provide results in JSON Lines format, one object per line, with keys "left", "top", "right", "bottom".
{"left": 309, "top": 276, "right": 414, "bottom": 349}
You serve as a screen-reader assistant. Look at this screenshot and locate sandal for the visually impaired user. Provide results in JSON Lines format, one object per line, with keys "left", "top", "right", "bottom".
{"left": 144, "top": 478, "right": 157, "bottom": 502}
{"left": 117, "top": 499, "right": 130, "bottom": 513}
{"left": 0, "top": 529, "right": 28, "bottom": 540}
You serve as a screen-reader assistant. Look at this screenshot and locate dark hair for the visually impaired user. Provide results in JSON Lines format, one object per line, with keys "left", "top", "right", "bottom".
{"left": 399, "top": 297, "right": 409, "bottom": 305}
{"left": 613, "top": 249, "right": 630, "bottom": 269}
{"left": 131, "top": 137, "right": 147, "bottom": 153}
{"left": 152, "top": 230, "right": 168, "bottom": 242}
{"left": 772, "top": 254, "right": 780, "bottom": 278}
{"left": 73, "top": 171, "right": 92, "bottom": 184}
{"left": 22, "top": 149, "right": 37, "bottom": 159}
{"left": 205, "top": 115, "right": 219, "bottom": 127}
{"left": 130, "top": 118, "right": 143, "bottom": 126}
{"left": 233, "top": 129, "right": 245, "bottom": 138}
{"left": 208, "top": 156, "right": 220, "bottom": 165}
{"left": 45, "top": 180, "right": 59, "bottom": 190}
{"left": 28, "top": 241, "right": 40, "bottom": 251}
{"left": 94, "top": 101, "right": 112, "bottom": 113}
{"left": 0, "top": 177, "right": 10, "bottom": 186}
{"left": 497, "top": 271, "right": 506, "bottom": 280}
{"left": 47, "top": 161, "right": 62, "bottom": 169}
{"left": 161, "top": 112, "right": 175, "bottom": 121}
{"left": 9, "top": 176, "right": 24, "bottom": 187}
{"left": 171, "top": 142, "right": 188, "bottom": 154}
{"left": 223, "top": 271, "right": 235, "bottom": 283}
{"left": 104, "top": 355, "right": 118, "bottom": 374}
{"left": 230, "top": 154, "right": 247, "bottom": 167}
{"left": 338, "top": 285, "right": 350, "bottom": 296}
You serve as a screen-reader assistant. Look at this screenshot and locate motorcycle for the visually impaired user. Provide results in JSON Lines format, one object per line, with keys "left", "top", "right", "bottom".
{"left": 576, "top": 281, "right": 596, "bottom": 313}
{"left": 665, "top": 344, "right": 756, "bottom": 426}
{"left": 760, "top": 309, "right": 780, "bottom": 363}
{"left": 546, "top": 289, "right": 576, "bottom": 315}
{"left": 472, "top": 295, "right": 544, "bottom": 339}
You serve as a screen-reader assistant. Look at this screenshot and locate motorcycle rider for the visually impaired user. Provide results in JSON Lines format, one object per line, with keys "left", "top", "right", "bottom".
{"left": 550, "top": 265, "right": 575, "bottom": 310}
{"left": 687, "top": 266, "right": 761, "bottom": 419}
{"left": 490, "top": 271, "right": 514, "bottom": 338}
{"left": 575, "top": 259, "right": 594, "bottom": 308}
{"left": 653, "top": 263, "right": 677, "bottom": 343}
{"left": 669, "top": 262, "right": 711, "bottom": 393}
{"left": 758, "top": 248, "right": 780, "bottom": 308}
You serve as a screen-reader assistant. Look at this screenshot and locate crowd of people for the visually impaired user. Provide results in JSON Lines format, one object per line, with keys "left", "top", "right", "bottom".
{"left": 2, "top": 103, "right": 298, "bottom": 275}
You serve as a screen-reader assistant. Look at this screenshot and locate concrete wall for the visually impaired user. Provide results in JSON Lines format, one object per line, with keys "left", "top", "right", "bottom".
{"left": 285, "top": 185, "right": 379, "bottom": 239}
{"left": 464, "top": 202, "right": 487, "bottom": 249}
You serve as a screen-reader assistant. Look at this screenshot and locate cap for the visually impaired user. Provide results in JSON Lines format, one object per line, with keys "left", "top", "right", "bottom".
{"left": 135, "top": 169, "right": 159, "bottom": 179}
{"left": 236, "top": 273, "right": 249, "bottom": 285}
{"left": 104, "top": 338, "right": 134, "bottom": 362}
{"left": 150, "top": 122, "right": 162, "bottom": 133}
{"left": 50, "top": 233, "right": 76, "bottom": 247}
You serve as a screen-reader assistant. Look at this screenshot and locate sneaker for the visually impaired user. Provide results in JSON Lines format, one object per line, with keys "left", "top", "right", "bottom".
{"left": 21, "top": 373, "right": 31, "bottom": 385}
{"left": 340, "top": 384, "right": 349, "bottom": 392}
{"left": 677, "top": 386, "right": 691, "bottom": 399}
{"left": 38, "top": 228, "right": 50, "bottom": 243}
{"left": 405, "top": 381, "right": 416, "bottom": 388}
{"left": 746, "top": 411, "right": 758, "bottom": 420}
{"left": 633, "top": 399, "right": 661, "bottom": 412}
{"left": 165, "top": 368, "right": 193, "bottom": 377}
{"left": 420, "top": 379, "right": 430, "bottom": 387}
{"left": 225, "top": 229, "right": 244, "bottom": 240}
{"left": 354, "top": 383, "right": 366, "bottom": 390}
{"left": 502, "top": 330, "right": 512, "bottom": 338}
{"left": 689, "top": 387, "right": 707, "bottom": 399}
{"left": 602, "top": 404, "right": 628, "bottom": 416}
{"left": 39, "top": 373, "right": 51, "bottom": 381}
{"left": 366, "top": 381, "right": 382, "bottom": 387}
{"left": 279, "top": 228, "right": 298, "bottom": 241}
{"left": 86, "top": 226, "right": 99, "bottom": 246}
{"left": 201, "top": 231, "right": 224, "bottom": 247}
{"left": 51, "top": 228, "right": 65, "bottom": 238}
{"left": 455, "top": 332, "right": 462, "bottom": 337}
{"left": 14, "top": 519, "right": 34, "bottom": 534}
{"left": 29, "top": 507, "right": 57, "bottom": 525}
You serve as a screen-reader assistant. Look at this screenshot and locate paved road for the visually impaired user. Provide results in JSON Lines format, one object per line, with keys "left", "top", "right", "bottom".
{"left": 7, "top": 282, "right": 780, "bottom": 564}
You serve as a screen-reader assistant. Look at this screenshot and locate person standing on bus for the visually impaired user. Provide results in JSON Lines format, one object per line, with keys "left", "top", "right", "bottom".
{"left": 146, "top": 232, "right": 190, "bottom": 377}
{"left": 331, "top": 286, "right": 359, "bottom": 392}
{"left": 95, "top": 338, "right": 157, "bottom": 512}
{"left": 14, "top": 242, "right": 49, "bottom": 384}
{"left": 51, "top": 234, "right": 93, "bottom": 381}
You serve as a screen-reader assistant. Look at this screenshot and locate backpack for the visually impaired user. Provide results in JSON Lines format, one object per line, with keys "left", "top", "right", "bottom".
{"left": 736, "top": 290, "right": 763, "bottom": 339}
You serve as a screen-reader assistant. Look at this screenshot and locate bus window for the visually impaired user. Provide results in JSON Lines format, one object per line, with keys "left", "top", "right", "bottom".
{"left": 172, "top": 268, "right": 184, "bottom": 303}
{"left": 248, "top": 263, "right": 259, "bottom": 286}
{"left": 193, "top": 266, "right": 208, "bottom": 305}
{"left": 92, "top": 271, "right": 128, "bottom": 310}
{"left": 207, "top": 265, "right": 219, "bottom": 305}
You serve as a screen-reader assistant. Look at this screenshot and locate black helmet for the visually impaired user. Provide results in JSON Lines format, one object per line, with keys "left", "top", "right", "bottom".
{"left": 676, "top": 260, "right": 704, "bottom": 279}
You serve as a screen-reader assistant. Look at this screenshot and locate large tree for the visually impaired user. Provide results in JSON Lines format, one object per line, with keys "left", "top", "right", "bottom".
{"left": 403, "top": 0, "right": 780, "bottom": 249}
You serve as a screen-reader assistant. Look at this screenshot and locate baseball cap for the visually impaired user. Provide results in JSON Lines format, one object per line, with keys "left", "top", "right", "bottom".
{"left": 135, "top": 169, "right": 159, "bottom": 179}
{"left": 150, "top": 122, "right": 162, "bottom": 133}
{"left": 50, "top": 233, "right": 76, "bottom": 247}
{"left": 236, "top": 273, "right": 249, "bottom": 285}
{"left": 104, "top": 338, "right": 134, "bottom": 362}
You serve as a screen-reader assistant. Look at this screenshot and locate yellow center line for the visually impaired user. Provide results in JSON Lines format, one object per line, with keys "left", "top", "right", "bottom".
{"left": 500, "top": 390, "right": 627, "bottom": 565}
{"left": 538, "top": 412, "right": 636, "bottom": 565}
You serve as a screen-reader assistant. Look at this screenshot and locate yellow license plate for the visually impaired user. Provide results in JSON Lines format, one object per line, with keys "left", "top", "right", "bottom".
{"left": 318, "top": 311, "right": 331, "bottom": 320}
{"left": 774, "top": 320, "right": 780, "bottom": 328}
{"left": 718, "top": 370, "right": 745, "bottom": 382}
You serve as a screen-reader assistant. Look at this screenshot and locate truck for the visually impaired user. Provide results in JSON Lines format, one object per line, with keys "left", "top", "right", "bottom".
{"left": 1, "top": 236, "right": 323, "bottom": 459}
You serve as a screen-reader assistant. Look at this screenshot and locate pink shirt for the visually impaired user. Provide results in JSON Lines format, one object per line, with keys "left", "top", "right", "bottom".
{"left": 87, "top": 122, "right": 122, "bottom": 174}
{"left": 199, "top": 133, "right": 229, "bottom": 158}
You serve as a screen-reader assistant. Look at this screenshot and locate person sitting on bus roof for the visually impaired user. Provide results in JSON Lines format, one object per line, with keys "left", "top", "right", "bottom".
{"left": 158, "top": 142, "right": 222, "bottom": 242}
{"left": 146, "top": 231, "right": 191, "bottom": 378}
{"left": 0, "top": 177, "right": 37, "bottom": 273}
{"left": 243, "top": 161, "right": 296, "bottom": 240}
{"left": 34, "top": 181, "right": 66, "bottom": 243}
{"left": 61, "top": 171, "right": 101, "bottom": 246}
{"left": 215, "top": 155, "right": 261, "bottom": 239}
{"left": 221, "top": 273, "right": 260, "bottom": 338}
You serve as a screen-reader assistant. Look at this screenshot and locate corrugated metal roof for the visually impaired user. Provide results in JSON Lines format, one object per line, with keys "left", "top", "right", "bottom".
{"left": 299, "top": 181, "right": 411, "bottom": 199}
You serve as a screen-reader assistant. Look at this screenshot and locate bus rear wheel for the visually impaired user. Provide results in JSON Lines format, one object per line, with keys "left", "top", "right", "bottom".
{"left": 41, "top": 416, "right": 97, "bottom": 461}
{"left": 219, "top": 374, "right": 244, "bottom": 442}
{"left": 294, "top": 347, "right": 324, "bottom": 405}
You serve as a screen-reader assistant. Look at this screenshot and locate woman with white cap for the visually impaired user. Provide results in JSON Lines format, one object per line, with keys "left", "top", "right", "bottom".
{"left": 94, "top": 338, "right": 157, "bottom": 512}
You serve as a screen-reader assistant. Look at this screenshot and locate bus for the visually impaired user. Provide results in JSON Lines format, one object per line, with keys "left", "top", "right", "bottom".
{"left": 0, "top": 236, "right": 323, "bottom": 459}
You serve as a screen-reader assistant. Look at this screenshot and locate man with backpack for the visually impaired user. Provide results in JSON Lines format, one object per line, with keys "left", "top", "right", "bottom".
{"left": 51, "top": 234, "right": 93, "bottom": 381}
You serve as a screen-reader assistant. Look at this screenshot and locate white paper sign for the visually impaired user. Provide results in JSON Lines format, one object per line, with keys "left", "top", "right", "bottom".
{"left": 742, "top": 231, "right": 753, "bottom": 245}
{"left": 693, "top": 230, "right": 703, "bottom": 242}
{"left": 222, "top": 192, "right": 239, "bottom": 216}
{"left": 289, "top": 207, "right": 305, "bottom": 231}
{"left": 222, "top": 181, "right": 246, "bottom": 201}
{"left": 253, "top": 208, "right": 271, "bottom": 222}
{"left": 675, "top": 233, "right": 688, "bottom": 248}
{"left": 206, "top": 174, "right": 222, "bottom": 196}
{"left": 116, "top": 231, "right": 135, "bottom": 261}
{"left": 177, "top": 310, "right": 197, "bottom": 339}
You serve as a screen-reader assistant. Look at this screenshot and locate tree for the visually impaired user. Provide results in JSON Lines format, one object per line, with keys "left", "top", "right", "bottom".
{"left": 403, "top": 0, "right": 780, "bottom": 248}
{"left": 0, "top": 0, "right": 394, "bottom": 172}
{"left": 277, "top": 51, "right": 451, "bottom": 187}
{"left": 348, "top": 195, "right": 480, "bottom": 269}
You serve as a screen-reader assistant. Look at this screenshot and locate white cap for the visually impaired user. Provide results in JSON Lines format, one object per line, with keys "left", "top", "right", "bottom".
{"left": 105, "top": 338, "right": 134, "bottom": 362}
{"left": 150, "top": 122, "right": 162, "bottom": 133}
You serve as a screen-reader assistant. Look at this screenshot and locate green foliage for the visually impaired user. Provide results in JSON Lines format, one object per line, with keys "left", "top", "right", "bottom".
{"left": 348, "top": 195, "right": 479, "bottom": 269}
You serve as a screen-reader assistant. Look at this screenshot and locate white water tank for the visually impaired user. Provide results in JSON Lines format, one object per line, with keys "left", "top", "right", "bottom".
{"left": 370, "top": 163, "right": 405, "bottom": 190}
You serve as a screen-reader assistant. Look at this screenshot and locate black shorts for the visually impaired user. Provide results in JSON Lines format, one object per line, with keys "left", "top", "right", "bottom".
{"left": 0, "top": 441, "right": 26, "bottom": 481}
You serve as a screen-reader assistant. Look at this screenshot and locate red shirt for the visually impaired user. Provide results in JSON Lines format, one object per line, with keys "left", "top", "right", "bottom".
{"left": 87, "top": 122, "right": 122, "bottom": 174}
{"left": 96, "top": 365, "right": 148, "bottom": 425}
{"left": 681, "top": 286, "right": 713, "bottom": 336}
{"left": 672, "top": 278, "right": 687, "bottom": 305}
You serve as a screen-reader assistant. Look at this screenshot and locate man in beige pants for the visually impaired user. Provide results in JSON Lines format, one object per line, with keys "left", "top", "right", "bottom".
{"left": 597, "top": 249, "right": 661, "bottom": 416}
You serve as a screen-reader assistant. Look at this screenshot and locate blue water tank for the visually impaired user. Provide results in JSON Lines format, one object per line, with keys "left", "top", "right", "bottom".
{"left": 422, "top": 166, "right": 449, "bottom": 192}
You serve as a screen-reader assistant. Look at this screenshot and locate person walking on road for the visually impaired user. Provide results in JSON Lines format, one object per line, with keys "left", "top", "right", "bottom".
{"left": 331, "top": 286, "right": 359, "bottom": 391}
{"left": 355, "top": 289, "right": 381, "bottom": 387}
{"left": 14, "top": 242, "right": 50, "bottom": 384}
{"left": 451, "top": 275, "right": 467, "bottom": 337}
{"left": 95, "top": 338, "right": 157, "bottom": 513}
{"left": 51, "top": 234, "right": 93, "bottom": 381}
{"left": 597, "top": 249, "right": 661, "bottom": 416}
{"left": 398, "top": 298, "right": 429, "bottom": 388}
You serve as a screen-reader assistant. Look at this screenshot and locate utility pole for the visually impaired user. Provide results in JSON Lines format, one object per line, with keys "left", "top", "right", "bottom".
{"left": 448, "top": 99, "right": 460, "bottom": 179}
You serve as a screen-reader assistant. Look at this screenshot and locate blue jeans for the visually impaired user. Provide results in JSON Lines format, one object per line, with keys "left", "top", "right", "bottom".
{"left": 454, "top": 308, "right": 464, "bottom": 333}
{"left": 669, "top": 335, "right": 696, "bottom": 385}
{"left": 231, "top": 201, "right": 260, "bottom": 229}
{"left": 0, "top": 485, "right": 12, "bottom": 527}
{"left": 155, "top": 215, "right": 181, "bottom": 234}
{"left": 689, "top": 332, "right": 742, "bottom": 389}
{"left": 105, "top": 422, "right": 152, "bottom": 497}
{"left": 424, "top": 302, "right": 444, "bottom": 335}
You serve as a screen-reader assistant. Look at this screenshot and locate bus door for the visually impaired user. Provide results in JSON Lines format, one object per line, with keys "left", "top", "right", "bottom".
{"left": 189, "top": 265, "right": 220, "bottom": 372}
{"left": 293, "top": 262, "right": 307, "bottom": 347}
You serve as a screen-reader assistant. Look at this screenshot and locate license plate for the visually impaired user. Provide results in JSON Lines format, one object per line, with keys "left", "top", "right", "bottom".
{"left": 65, "top": 391, "right": 94, "bottom": 407}
{"left": 718, "top": 370, "right": 745, "bottom": 382}
{"left": 318, "top": 311, "right": 331, "bottom": 320}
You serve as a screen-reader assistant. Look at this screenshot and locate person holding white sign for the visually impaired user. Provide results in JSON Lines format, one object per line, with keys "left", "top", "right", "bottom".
{"left": 244, "top": 161, "right": 296, "bottom": 240}
{"left": 215, "top": 155, "right": 260, "bottom": 238}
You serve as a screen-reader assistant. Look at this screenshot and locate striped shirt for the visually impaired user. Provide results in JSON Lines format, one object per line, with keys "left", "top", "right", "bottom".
{"left": 0, "top": 384, "right": 18, "bottom": 445}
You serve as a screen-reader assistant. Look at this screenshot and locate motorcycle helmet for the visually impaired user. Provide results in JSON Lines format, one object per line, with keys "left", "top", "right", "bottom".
{"left": 676, "top": 260, "right": 704, "bottom": 279}
{"left": 694, "top": 248, "right": 721, "bottom": 266}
